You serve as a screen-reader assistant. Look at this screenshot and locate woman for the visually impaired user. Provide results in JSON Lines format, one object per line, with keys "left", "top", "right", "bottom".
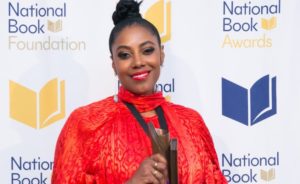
{"left": 52, "top": 0, "right": 227, "bottom": 183}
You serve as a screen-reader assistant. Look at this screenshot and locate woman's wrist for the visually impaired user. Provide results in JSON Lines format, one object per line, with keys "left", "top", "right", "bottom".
{"left": 124, "top": 179, "right": 133, "bottom": 184}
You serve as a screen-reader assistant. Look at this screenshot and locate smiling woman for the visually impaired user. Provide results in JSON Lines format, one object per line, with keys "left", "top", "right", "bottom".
{"left": 51, "top": 0, "right": 227, "bottom": 184}
{"left": 111, "top": 25, "right": 164, "bottom": 95}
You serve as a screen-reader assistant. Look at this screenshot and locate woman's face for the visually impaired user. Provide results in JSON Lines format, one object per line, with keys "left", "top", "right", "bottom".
{"left": 111, "top": 25, "right": 164, "bottom": 95}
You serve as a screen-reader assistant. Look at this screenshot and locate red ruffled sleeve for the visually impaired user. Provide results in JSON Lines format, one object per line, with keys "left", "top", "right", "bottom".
{"left": 52, "top": 108, "right": 105, "bottom": 184}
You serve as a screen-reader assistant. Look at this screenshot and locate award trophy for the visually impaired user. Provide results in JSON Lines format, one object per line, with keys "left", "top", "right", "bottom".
{"left": 148, "top": 122, "right": 178, "bottom": 184}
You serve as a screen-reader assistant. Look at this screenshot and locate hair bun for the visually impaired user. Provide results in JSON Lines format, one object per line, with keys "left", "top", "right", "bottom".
{"left": 112, "top": 0, "right": 142, "bottom": 25}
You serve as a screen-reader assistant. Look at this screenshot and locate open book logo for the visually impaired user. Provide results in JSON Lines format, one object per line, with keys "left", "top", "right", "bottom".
{"left": 222, "top": 75, "right": 277, "bottom": 126}
{"left": 9, "top": 78, "right": 65, "bottom": 129}
{"left": 261, "top": 17, "right": 277, "bottom": 30}
{"left": 48, "top": 20, "right": 63, "bottom": 32}
{"left": 260, "top": 168, "right": 276, "bottom": 181}
{"left": 165, "top": 95, "right": 171, "bottom": 102}
{"left": 144, "top": 0, "right": 171, "bottom": 43}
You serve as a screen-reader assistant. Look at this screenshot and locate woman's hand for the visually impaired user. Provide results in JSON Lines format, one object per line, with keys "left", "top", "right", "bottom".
{"left": 126, "top": 153, "right": 168, "bottom": 184}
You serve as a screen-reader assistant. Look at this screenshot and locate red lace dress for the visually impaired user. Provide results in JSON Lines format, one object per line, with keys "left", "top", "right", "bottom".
{"left": 52, "top": 88, "right": 227, "bottom": 184}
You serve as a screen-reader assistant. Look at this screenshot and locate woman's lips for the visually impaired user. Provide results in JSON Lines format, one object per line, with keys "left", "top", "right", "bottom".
{"left": 131, "top": 71, "right": 150, "bottom": 80}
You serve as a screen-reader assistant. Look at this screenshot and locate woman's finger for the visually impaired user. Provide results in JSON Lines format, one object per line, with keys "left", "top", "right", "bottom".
{"left": 150, "top": 154, "right": 168, "bottom": 183}
{"left": 153, "top": 161, "right": 167, "bottom": 171}
{"left": 144, "top": 173, "right": 160, "bottom": 184}
{"left": 152, "top": 169, "right": 164, "bottom": 180}
{"left": 151, "top": 153, "right": 167, "bottom": 164}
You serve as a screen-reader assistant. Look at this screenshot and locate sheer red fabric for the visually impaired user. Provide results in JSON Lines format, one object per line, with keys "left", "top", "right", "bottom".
{"left": 52, "top": 87, "right": 227, "bottom": 184}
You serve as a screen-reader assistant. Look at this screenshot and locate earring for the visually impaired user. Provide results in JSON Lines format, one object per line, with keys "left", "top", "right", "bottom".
{"left": 113, "top": 94, "right": 118, "bottom": 102}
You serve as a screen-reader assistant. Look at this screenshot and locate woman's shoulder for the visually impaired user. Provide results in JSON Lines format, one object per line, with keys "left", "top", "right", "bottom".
{"left": 72, "top": 96, "right": 115, "bottom": 115}
{"left": 166, "top": 102, "right": 203, "bottom": 121}
{"left": 75, "top": 96, "right": 116, "bottom": 113}
{"left": 66, "top": 96, "right": 119, "bottom": 131}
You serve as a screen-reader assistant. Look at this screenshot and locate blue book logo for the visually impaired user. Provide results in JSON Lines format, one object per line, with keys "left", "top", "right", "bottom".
{"left": 222, "top": 75, "right": 277, "bottom": 126}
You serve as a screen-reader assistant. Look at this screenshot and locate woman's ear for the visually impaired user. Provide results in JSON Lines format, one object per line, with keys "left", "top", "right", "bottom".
{"left": 160, "top": 45, "right": 165, "bottom": 66}
{"left": 111, "top": 56, "right": 117, "bottom": 76}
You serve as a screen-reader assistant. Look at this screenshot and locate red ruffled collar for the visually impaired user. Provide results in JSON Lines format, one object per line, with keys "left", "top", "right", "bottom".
{"left": 117, "top": 87, "right": 222, "bottom": 171}
{"left": 117, "top": 87, "right": 166, "bottom": 112}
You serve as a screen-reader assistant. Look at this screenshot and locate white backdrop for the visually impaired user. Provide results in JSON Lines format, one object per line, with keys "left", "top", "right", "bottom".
{"left": 1, "top": 0, "right": 299, "bottom": 183}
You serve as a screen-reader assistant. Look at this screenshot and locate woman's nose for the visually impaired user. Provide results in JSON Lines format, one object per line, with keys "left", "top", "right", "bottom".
{"left": 132, "top": 53, "right": 145, "bottom": 68}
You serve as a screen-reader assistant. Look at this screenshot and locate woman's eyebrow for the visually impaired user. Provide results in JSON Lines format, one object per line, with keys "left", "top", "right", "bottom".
{"left": 116, "top": 40, "right": 155, "bottom": 51}
{"left": 116, "top": 45, "right": 131, "bottom": 51}
{"left": 140, "top": 41, "right": 155, "bottom": 47}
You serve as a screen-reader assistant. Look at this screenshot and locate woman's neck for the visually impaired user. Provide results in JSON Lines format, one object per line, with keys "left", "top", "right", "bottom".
{"left": 141, "top": 110, "right": 156, "bottom": 118}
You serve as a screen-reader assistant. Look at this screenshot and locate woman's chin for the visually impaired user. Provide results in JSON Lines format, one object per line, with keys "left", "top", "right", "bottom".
{"left": 130, "top": 87, "right": 155, "bottom": 96}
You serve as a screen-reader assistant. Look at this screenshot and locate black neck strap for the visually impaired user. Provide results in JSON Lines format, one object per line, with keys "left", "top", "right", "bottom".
{"left": 123, "top": 102, "right": 168, "bottom": 135}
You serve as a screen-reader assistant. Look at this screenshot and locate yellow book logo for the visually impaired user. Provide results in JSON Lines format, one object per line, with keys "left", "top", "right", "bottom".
{"left": 145, "top": 0, "right": 171, "bottom": 43}
{"left": 260, "top": 168, "right": 276, "bottom": 181}
{"left": 48, "top": 20, "right": 63, "bottom": 32}
{"left": 261, "top": 17, "right": 277, "bottom": 30}
{"left": 165, "top": 95, "right": 171, "bottom": 102}
{"left": 9, "top": 78, "right": 65, "bottom": 129}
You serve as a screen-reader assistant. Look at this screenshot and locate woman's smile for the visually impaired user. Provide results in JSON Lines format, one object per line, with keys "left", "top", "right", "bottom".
{"left": 131, "top": 70, "right": 150, "bottom": 81}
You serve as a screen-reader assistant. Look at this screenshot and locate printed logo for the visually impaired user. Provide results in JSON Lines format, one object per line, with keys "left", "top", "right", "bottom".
{"left": 11, "top": 156, "right": 53, "bottom": 183}
{"left": 261, "top": 17, "right": 277, "bottom": 30}
{"left": 7, "top": 1, "right": 86, "bottom": 51}
{"left": 155, "top": 78, "right": 175, "bottom": 101}
{"left": 117, "top": 78, "right": 175, "bottom": 101}
{"left": 8, "top": 2, "right": 66, "bottom": 34}
{"left": 222, "top": 75, "right": 277, "bottom": 126}
{"left": 47, "top": 19, "right": 63, "bottom": 33}
{"left": 144, "top": 0, "right": 171, "bottom": 43}
{"left": 9, "top": 78, "right": 65, "bottom": 129}
{"left": 222, "top": 152, "right": 279, "bottom": 183}
{"left": 260, "top": 168, "right": 276, "bottom": 181}
{"left": 221, "top": 0, "right": 281, "bottom": 48}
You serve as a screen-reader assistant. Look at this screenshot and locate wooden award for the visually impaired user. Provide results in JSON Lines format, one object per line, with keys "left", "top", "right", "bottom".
{"left": 148, "top": 122, "right": 178, "bottom": 184}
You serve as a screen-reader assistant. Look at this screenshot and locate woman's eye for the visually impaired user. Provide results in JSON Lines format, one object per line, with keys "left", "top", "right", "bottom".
{"left": 143, "top": 47, "right": 155, "bottom": 55}
{"left": 118, "top": 52, "right": 130, "bottom": 59}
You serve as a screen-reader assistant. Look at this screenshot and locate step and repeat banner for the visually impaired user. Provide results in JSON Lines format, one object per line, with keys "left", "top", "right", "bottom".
{"left": 1, "top": 0, "right": 299, "bottom": 183}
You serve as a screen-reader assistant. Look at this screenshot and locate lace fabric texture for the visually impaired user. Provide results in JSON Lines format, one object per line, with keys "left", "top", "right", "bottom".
{"left": 52, "top": 88, "right": 227, "bottom": 184}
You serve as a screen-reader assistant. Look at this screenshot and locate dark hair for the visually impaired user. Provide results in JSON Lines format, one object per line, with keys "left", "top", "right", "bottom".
{"left": 109, "top": 0, "right": 161, "bottom": 54}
